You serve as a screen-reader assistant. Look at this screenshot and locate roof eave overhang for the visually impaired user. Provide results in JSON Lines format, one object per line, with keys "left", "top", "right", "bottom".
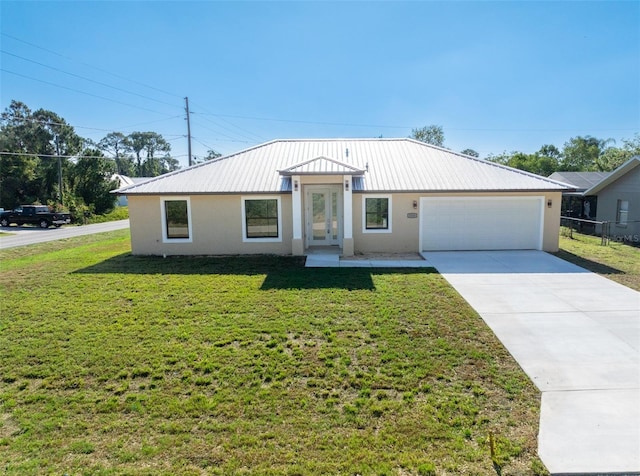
{"left": 353, "top": 188, "right": 570, "bottom": 194}
{"left": 116, "top": 190, "right": 292, "bottom": 196}
{"left": 119, "top": 188, "right": 569, "bottom": 196}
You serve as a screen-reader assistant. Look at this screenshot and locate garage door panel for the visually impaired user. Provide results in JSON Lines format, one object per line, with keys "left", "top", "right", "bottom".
{"left": 421, "top": 197, "right": 543, "bottom": 251}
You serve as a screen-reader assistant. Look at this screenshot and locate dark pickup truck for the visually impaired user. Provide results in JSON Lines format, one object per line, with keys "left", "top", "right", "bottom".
{"left": 0, "top": 205, "right": 71, "bottom": 229}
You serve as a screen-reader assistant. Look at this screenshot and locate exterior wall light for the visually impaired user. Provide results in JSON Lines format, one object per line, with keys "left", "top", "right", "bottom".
{"left": 547, "top": 199, "right": 553, "bottom": 208}
{"left": 345, "top": 180, "right": 349, "bottom": 191}
{"left": 294, "top": 180, "right": 299, "bottom": 192}
{"left": 413, "top": 200, "right": 418, "bottom": 209}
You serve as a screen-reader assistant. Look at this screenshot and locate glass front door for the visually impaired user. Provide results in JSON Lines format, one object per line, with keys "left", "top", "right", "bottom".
{"left": 307, "top": 187, "right": 341, "bottom": 246}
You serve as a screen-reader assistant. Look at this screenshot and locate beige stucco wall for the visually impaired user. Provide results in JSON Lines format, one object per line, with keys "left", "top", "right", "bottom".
{"left": 128, "top": 190, "right": 562, "bottom": 256}
{"left": 352, "top": 193, "right": 419, "bottom": 253}
{"left": 352, "top": 191, "right": 563, "bottom": 253}
{"left": 128, "top": 194, "right": 292, "bottom": 255}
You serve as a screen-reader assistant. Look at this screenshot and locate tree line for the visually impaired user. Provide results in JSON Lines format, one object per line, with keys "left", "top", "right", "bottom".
{"left": 410, "top": 124, "right": 640, "bottom": 175}
{"left": 0, "top": 100, "right": 218, "bottom": 216}
{"left": 2, "top": 101, "right": 637, "bottom": 216}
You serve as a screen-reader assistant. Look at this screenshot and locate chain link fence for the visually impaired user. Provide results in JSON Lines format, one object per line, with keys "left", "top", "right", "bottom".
{"left": 561, "top": 216, "right": 640, "bottom": 246}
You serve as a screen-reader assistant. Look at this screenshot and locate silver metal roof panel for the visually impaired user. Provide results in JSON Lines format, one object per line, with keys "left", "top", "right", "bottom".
{"left": 116, "top": 139, "right": 570, "bottom": 195}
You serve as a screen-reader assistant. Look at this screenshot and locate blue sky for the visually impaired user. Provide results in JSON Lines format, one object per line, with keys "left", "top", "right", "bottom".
{"left": 1, "top": 1, "right": 638, "bottom": 168}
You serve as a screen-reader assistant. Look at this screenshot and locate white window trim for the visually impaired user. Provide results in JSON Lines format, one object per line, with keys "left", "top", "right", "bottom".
{"left": 160, "top": 196, "right": 193, "bottom": 243}
{"left": 616, "top": 199, "right": 629, "bottom": 227}
{"left": 362, "top": 194, "right": 392, "bottom": 234}
{"left": 241, "top": 195, "right": 283, "bottom": 243}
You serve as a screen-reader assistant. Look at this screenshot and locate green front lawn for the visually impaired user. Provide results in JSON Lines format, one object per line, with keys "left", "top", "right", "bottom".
{"left": 557, "top": 231, "right": 640, "bottom": 291}
{"left": 0, "top": 231, "right": 546, "bottom": 475}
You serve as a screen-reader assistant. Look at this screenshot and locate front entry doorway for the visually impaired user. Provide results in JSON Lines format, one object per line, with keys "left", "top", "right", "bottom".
{"left": 306, "top": 186, "right": 342, "bottom": 248}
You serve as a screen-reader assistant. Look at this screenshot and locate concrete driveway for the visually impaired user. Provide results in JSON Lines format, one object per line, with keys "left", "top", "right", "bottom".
{"left": 422, "top": 250, "right": 640, "bottom": 475}
{"left": 0, "top": 219, "right": 129, "bottom": 250}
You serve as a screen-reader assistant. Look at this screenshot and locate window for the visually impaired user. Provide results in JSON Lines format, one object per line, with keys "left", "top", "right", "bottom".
{"left": 362, "top": 195, "right": 392, "bottom": 233}
{"left": 241, "top": 196, "right": 282, "bottom": 242}
{"left": 161, "top": 197, "right": 192, "bottom": 242}
{"left": 616, "top": 200, "right": 629, "bottom": 226}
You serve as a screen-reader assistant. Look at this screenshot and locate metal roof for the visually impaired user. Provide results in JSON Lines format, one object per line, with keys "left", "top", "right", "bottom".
{"left": 116, "top": 139, "right": 571, "bottom": 195}
{"left": 548, "top": 171, "right": 611, "bottom": 191}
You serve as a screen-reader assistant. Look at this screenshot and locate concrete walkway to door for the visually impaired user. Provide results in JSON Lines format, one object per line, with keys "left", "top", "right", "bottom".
{"left": 422, "top": 251, "right": 640, "bottom": 475}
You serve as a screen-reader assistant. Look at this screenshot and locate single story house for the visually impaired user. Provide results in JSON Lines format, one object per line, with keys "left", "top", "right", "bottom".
{"left": 550, "top": 157, "right": 640, "bottom": 243}
{"left": 115, "top": 138, "right": 571, "bottom": 256}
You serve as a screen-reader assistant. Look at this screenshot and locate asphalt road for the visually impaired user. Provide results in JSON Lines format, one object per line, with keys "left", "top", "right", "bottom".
{"left": 0, "top": 219, "right": 130, "bottom": 250}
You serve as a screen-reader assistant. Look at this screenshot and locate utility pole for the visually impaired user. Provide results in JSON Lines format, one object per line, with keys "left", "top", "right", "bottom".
{"left": 55, "top": 136, "right": 63, "bottom": 206}
{"left": 185, "top": 96, "right": 193, "bottom": 167}
{"left": 57, "top": 155, "right": 63, "bottom": 206}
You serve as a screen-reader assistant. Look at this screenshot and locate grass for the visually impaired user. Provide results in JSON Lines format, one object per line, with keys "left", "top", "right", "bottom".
{"left": 0, "top": 230, "right": 547, "bottom": 475}
{"left": 557, "top": 229, "right": 640, "bottom": 291}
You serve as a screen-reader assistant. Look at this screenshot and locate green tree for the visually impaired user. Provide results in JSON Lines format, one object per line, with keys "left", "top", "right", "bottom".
{"left": 31, "top": 108, "right": 82, "bottom": 204}
{"left": 485, "top": 151, "right": 512, "bottom": 166}
{"left": 538, "top": 144, "right": 562, "bottom": 161}
{"left": 596, "top": 134, "right": 640, "bottom": 171}
{"left": 70, "top": 148, "right": 118, "bottom": 215}
{"left": 99, "top": 132, "right": 133, "bottom": 175}
{"left": 561, "top": 136, "right": 612, "bottom": 171}
{"left": 410, "top": 125, "right": 445, "bottom": 147}
{"left": 0, "top": 101, "right": 82, "bottom": 208}
{"left": 0, "top": 101, "right": 41, "bottom": 207}
{"left": 460, "top": 148, "right": 479, "bottom": 157}
{"left": 194, "top": 149, "right": 222, "bottom": 164}
{"left": 126, "top": 131, "right": 173, "bottom": 176}
{"left": 127, "top": 131, "right": 150, "bottom": 176}
{"left": 486, "top": 148, "right": 559, "bottom": 176}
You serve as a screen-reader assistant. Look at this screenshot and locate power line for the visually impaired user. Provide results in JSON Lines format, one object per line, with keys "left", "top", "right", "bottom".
{"left": 191, "top": 136, "right": 226, "bottom": 152}
{"left": 1, "top": 68, "right": 175, "bottom": 116}
{"left": 0, "top": 151, "right": 188, "bottom": 159}
{"left": 192, "top": 110, "right": 265, "bottom": 143}
{"left": 196, "top": 112, "right": 411, "bottom": 129}
{"left": 1, "top": 50, "right": 181, "bottom": 109}
{"left": 0, "top": 115, "right": 185, "bottom": 136}
{"left": 189, "top": 99, "right": 266, "bottom": 142}
{"left": 197, "top": 112, "right": 639, "bottom": 133}
{"left": 1, "top": 32, "right": 182, "bottom": 99}
{"left": 189, "top": 116, "right": 253, "bottom": 143}
{"left": 114, "top": 115, "right": 185, "bottom": 131}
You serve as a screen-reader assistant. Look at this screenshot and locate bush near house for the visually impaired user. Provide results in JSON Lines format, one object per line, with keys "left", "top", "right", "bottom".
{"left": 82, "top": 206, "right": 129, "bottom": 225}
{"left": 0, "top": 230, "right": 547, "bottom": 475}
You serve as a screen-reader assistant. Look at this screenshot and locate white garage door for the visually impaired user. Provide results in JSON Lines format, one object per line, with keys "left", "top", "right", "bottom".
{"left": 421, "top": 197, "right": 544, "bottom": 251}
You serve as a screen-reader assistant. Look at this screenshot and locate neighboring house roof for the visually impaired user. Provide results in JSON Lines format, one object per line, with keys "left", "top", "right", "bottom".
{"left": 111, "top": 174, "right": 153, "bottom": 188}
{"left": 583, "top": 156, "right": 640, "bottom": 196}
{"left": 547, "top": 171, "right": 611, "bottom": 192}
{"left": 115, "top": 138, "right": 571, "bottom": 195}
{"left": 111, "top": 174, "right": 135, "bottom": 188}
